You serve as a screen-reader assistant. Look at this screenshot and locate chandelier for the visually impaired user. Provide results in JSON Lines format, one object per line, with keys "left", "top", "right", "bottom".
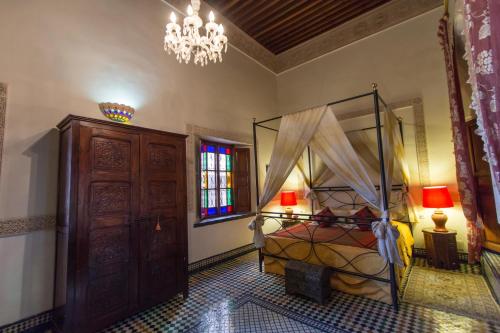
{"left": 164, "top": 0, "right": 228, "bottom": 66}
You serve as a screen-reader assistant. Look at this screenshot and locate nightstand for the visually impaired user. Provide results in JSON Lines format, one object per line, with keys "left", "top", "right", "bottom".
{"left": 422, "top": 228, "right": 459, "bottom": 270}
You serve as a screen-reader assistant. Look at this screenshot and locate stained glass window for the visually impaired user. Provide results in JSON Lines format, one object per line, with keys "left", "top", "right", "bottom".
{"left": 200, "top": 141, "right": 233, "bottom": 218}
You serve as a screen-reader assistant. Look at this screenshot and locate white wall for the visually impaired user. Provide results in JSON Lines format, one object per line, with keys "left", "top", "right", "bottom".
{"left": 0, "top": 0, "right": 275, "bottom": 325}
{"left": 276, "top": 8, "right": 468, "bottom": 251}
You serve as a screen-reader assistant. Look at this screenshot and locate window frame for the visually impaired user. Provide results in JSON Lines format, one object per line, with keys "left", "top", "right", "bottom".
{"left": 198, "top": 139, "right": 235, "bottom": 220}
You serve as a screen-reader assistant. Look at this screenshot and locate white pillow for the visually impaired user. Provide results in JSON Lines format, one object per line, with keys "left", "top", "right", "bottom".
{"left": 329, "top": 209, "right": 358, "bottom": 216}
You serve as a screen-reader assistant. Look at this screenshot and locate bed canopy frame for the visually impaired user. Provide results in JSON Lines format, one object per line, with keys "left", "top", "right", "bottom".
{"left": 251, "top": 84, "right": 407, "bottom": 311}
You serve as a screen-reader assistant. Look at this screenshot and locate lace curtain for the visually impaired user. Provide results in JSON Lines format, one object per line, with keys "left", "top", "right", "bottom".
{"left": 463, "top": 0, "right": 500, "bottom": 224}
{"left": 438, "top": 14, "right": 483, "bottom": 263}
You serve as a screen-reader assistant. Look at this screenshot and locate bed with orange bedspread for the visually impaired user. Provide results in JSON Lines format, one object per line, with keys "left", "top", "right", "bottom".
{"left": 262, "top": 221, "right": 414, "bottom": 304}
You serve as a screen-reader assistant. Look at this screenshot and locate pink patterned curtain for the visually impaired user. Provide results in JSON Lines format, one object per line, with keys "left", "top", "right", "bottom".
{"left": 438, "top": 14, "right": 483, "bottom": 263}
{"left": 463, "top": 0, "right": 500, "bottom": 224}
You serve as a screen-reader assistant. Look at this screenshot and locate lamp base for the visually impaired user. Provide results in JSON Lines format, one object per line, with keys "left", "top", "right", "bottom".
{"left": 285, "top": 207, "right": 294, "bottom": 219}
{"left": 431, "top": 209, "right": 448, "bottom": 232}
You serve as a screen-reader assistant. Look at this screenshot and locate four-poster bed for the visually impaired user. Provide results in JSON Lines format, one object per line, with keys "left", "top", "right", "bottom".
{"left": 250, "top": 84, "right": 415, "bottom": 311}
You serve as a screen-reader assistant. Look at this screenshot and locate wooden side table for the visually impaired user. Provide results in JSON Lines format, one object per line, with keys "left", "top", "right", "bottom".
{"left": 422, "top": 228, "right": 459, "bottom": 270}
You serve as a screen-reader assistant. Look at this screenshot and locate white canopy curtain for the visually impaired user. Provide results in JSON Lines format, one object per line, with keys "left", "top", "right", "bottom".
{"left": 348, "top": 130, "right": 386, "bottom": 181}
{"left": 300, "top": 111, "right": 409, "bottom": 209}
{"left": 382, "top": 110, "right": 418, "bottom": 223}
{"left": 296, "top": 157, "right": 334, "bottom": 208}
{"left": 250, "top": 105, "right": 404, "bottom": 266}
{"left": 248, "top": 106, "right": 327, "bottom": 248}
{"left": 309, "top": 110, "right": 380, "bottom": 205}
{"left": 310, "top": 107, "right": 402, "bottom": 266}
{"left": 341, "top": 112, "right": 416, "bottom": 221}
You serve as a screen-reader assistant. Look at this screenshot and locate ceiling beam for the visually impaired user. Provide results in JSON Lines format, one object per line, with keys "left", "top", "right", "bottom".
{"left": 251, "top": 1, "right": 323, "bottom": 39}
{"left": 261, "top": 0, "right": 370, "bottom": 51}
{"left": 270, "top": 0, "right": 389, "bottom": 53}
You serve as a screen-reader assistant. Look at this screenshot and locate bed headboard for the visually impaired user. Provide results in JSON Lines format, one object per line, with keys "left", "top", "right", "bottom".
{"left": 313, "top": 185, "right": 409, "bottom": 220}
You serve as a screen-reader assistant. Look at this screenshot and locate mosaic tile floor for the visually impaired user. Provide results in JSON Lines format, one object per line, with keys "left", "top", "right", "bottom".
{"left": 101, "top": 252, "right": 500, "bottom": 333}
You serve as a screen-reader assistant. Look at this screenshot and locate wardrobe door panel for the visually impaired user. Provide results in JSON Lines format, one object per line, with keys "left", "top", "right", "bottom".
{"left": 139, "top": 133, "right": 187, "bottom": 307}
{"left": 77, "top": 126, "right": 140, "bottom": 331}
{"left": 139, "top": 216, "right": 178, "bottom": 306}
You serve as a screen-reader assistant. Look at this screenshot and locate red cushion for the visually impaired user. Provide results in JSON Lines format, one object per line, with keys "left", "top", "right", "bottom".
{"left": 313, "top": 207, "right": 336, "bottom": 228}
{"left": 351, "top": 207, "right": 376, "bottom": 231}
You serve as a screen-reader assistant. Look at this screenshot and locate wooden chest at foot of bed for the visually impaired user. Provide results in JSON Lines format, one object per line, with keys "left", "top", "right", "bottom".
{"left": 285, "top": 260, "right": 331, "bottom": 304}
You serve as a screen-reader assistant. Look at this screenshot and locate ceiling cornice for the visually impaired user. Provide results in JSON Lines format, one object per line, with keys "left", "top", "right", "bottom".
{"left": 161, "top": 0, "right": 442, "bottom": 74}
{"left": 275, "top": 0, "right": 442, "bottom": 73}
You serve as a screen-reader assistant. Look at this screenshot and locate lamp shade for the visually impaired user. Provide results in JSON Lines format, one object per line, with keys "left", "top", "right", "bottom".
{"left": 280, "top": 191, "right": 297, "bottom": 206}
{"left": 422, "top": 186, "right": 453, "bottom": 208}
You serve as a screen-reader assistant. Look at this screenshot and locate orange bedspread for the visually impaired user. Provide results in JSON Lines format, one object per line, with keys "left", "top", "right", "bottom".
{"left": 270, "top": 223, "right": 377, "bottom": 249}
{"left": 262, "top": 221, "right": 414, "bottom": 304}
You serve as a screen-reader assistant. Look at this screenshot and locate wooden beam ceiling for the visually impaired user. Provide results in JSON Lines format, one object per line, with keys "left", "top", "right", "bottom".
{"left": 205, "top": 0, "right": 391, "bottom": 54}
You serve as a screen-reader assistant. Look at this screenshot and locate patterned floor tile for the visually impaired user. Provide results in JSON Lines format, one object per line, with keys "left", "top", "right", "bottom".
{"left": 188, "top": 295, "right": 344, "bottom": 333}
{"left": 412, "top": 257, "right": 482, "bottom": 275}
{"left": 101, "top": 252, "right": 499, "bottom": 333}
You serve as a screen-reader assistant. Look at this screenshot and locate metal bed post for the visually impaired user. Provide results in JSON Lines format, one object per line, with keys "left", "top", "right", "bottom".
{"left": 253, "top": 118, "right": 264, "bottom": 273}
{"left": 307, "top": 146, "right": 314, "bottom": 213}
{"left": 372, "top": 84, "right": 399, "bottom": 312}
{"left": 396, "top": 116, "right": 413, "bottom": 233}
{"left": 397, "top": 117, "right": 404, "bottom": 146}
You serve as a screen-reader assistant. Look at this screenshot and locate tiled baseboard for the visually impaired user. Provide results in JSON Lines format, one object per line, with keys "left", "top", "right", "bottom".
{"left": 413, "top": 247, "right": 469, "bottom": 262}
{"left": 0, "top": 244, "right": 256, "bottom": 333}
{"left": 0, "top": 310, "right": 52, "bottom": 333}
{"left": 188, "top": 243, "right": 256, "bottom": 273}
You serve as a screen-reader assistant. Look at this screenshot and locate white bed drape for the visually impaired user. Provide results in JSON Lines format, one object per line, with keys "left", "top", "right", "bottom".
{"left": 348, "top": 130, "right": 384, "bottom": 181}
{"left": 296, "top": 158, "right": 334, "bottom": 208}
{"left": 250, "top": 105, "right": 404, "bottom": 266}
{"left": 383, "top": 111, "right": 418, "bottom": 223}
{"left": 248, "top": 106, "right": 326, "bottom": 248}
{"left": 310, "top": 108, "right": 380, "bottom": 207}
{"left": 346, "top": 112, "right": 416, "bottom": 222}
{"left": 310, "top": 107, "right": 403, "bottom": 266}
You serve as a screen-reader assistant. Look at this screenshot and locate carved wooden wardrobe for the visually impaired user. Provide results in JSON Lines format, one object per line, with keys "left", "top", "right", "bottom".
{"left": 53, "top": 115, "right": 188, "bottom": 333}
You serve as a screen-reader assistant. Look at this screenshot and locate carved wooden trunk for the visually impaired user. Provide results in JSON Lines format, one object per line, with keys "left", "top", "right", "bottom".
{"left": 53, "top": 115, "right": 188, "bottom": 333}
{"left": 285, "top": 260, "right": 331, "bottom": 305}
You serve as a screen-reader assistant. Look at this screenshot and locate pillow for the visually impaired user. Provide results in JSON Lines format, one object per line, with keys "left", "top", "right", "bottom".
{"left": 313, "top": 207, "right": 336, "bottom": 228}
{"left": 351, "top": 207, "right": 377, "bottom": 231}
{"left": 329, "top": 209, "right": 358, "bottom": 217}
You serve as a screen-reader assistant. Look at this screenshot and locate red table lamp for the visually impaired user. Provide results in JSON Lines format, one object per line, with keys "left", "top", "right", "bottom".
{"left": 422, "top": 186, "right": 453, "bottom": 232}
{"left": 280, "top": 191, "right": 297, "bottom": 218}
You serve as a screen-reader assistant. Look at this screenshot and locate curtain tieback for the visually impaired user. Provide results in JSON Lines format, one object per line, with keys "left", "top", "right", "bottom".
{"left": 248, "top": 212, "right": 265, "bottom": 249}
{"left": 305, "top": 189, "right": 317, "bottom": 200}
{"left": 248, "top": 214, "right": 264, "bottom": 231}
{"left": 371, "top": 218, "right": 403, "bottom": 266}
{"left": 371, "top": 221, "right": 387, "bottom": 239}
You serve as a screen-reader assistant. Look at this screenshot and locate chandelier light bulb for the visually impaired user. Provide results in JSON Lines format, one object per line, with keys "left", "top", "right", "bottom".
{"left": 164, "top": 0, "right": 228, "bottom": 66}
